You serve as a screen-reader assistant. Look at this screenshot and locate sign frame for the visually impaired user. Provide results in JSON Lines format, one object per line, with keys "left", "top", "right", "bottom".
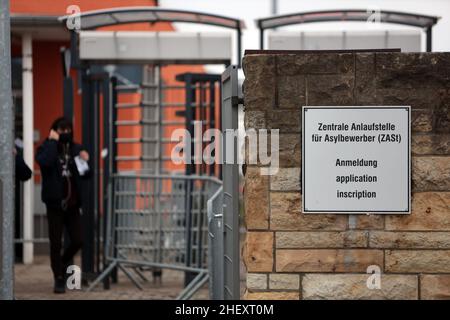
{"left": 301, "top": 105, "right": 411, "bottom": 214}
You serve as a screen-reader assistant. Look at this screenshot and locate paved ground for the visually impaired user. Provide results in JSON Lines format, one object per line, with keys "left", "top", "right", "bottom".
{"left": 14, "top": 255, "right": 209, "bottom": 300}
{"left": 15, "top": 230, "right": 247, "bottom": 300}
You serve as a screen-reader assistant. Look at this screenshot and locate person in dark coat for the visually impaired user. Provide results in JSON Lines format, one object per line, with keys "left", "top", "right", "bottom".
{"left": 35, "top": 117, "right": 90, "bottom": 294}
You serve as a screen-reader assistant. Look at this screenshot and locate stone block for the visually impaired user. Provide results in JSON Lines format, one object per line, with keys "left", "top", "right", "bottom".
{"left": 245, "top": 232, "right": 274, "bottom": 272}
{"left": 412, "top": 157, "right": 450, "bottom": 191}
{"left": 270, "top": 193, "right": 347, "bottom": 231}
{"left": 276, "top": 231, "right": 367, "bottom": 248}
{"left": 269, "top": 274, "right": 300, "bottom": 290}
{"left": 386, "top": 250, "right": 450, "bottom": 273}
{"left": 386, "top": 192, "right": 450, "bottom": 231}
{"left": 370, "top": 231, "right": 450, "bottom": 249}
{"left": 270, "top": 168, "right": 301, "bottom": 191}
{"left": 246, "top": 273, "right": 268, "bottom": 290}
{"left": 302, "top": 274, "right": 418, "bottom": 300}
{"left": 420, "top": 275, "right": 450, "bottom": 300}
{"left": 245, "top": 167, "right": 270, "bottom": 229}
{"left": 276, "top": 249, "right": 383, "bottom": 272}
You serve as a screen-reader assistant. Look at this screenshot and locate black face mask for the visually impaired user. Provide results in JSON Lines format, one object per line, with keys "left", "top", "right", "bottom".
{"left": 59, "top": 132, "right": 73, "bottom": 144}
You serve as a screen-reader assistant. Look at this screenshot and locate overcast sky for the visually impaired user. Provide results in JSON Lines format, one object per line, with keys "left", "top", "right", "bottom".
{"left": 161, "top": 0, "right": 450, "bottom": 65}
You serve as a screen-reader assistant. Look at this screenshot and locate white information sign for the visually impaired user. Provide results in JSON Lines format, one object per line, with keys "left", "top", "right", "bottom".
{"left": 302, "top": 106, "right": 411, "bottom": 214}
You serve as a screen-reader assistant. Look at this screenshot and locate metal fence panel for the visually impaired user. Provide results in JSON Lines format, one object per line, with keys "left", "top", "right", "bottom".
{"left": 207, "top": 186, "right": 224, "bottom": 299}
{"left": 111, "top": 174, "right": 218, "bottom": 268}
{"left": 220, "top": 65, "right": 240, "bottom": 300}
{"left": 88, "top": 173, "right": 222, "bottom": 299}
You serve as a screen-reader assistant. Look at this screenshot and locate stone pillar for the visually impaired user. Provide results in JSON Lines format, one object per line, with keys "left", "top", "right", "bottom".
{"left": 242, "top": 52, "right": 450, "bottom": 300}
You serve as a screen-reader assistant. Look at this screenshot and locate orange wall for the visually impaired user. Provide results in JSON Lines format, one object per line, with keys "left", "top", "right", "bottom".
{"left": 32, "top": 41, "right": 65, "bottom": 178}
{"left": 11, "top": 0, "right": 157, "bottom": 15}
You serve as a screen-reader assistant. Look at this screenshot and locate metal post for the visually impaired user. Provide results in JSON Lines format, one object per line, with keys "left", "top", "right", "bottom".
{"left": 0, "top": 0, "right": 14, "bottom": 300}
{"left": 184, "top": 74, "right": 194, "bottom": 177}
{"left": 209, "top": 80, "right": 215, "bottom": 176}
{"left": 110, "top": 77, "right": 118, "bottom": 284}
{"left": 155, "top": 65, "right": 164, "bottom": 281}
{"left": 94, "top": 80, "right": 101, "bottom": 275}
{"left": 21, "top": 33, "right": 34, "bottom": 264}
{"left": 69, "top": 31, "right": 79, "bottom": 69}
{"left": 271, "top": 0, "right": 278, "bottom": 33}
{"left": 111, "top": 77, "right": 118, "bottom": 176}
{"left": 199, "top": 80, "right": 206, "bottom": 176}
{"left": 259, "top": 28, "right": 264, "bottom": 50}
{"left": 184, "top": 74, "right": 196, "bottom": 286}
{"left": 207, "top": 185, "right": 224, "bottom": 299}
{"left": 221, "top": 65, "right": 240, "bottom": 299}
{"left": 61, "top": 50, "right": 73, "bottom": 267}
{"left": 156, "top": 64, "right": 162, "bottom": 174}
{"left": 218, "top": 78, "right": 222, "bottom": 180}
{"left": 184, "top": 179, "right": 193, "bottom": 286}
{"left": 237, "top": 28, "right": 242, "bottom": 68}
{"left": 61, "top": 48, "right": 74, "bottom": 121}
{"left": 81, "top": 70, "right": 95, "bottom": 280}
{"left": 271, "top": 0, "right": 278, "bottom": 15}
{"left": 426, "top": 27, "right": 432, "bottom": 52}
{"left": 102, "top": 77, "right": 111, "bottom": 289}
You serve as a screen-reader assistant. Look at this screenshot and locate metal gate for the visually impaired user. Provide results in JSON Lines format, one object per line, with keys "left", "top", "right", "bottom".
{"left": 80, "top": 66, "right": 224, "bottom": 294}
{"left": 80, "top": 71, "right": 112, "bottom": 280}
{"left": 72, "top": 59, "right": 225, "bottom": 281}
{"left": 6, "top": 6, "right": 246, "bottom": 300}
{"left": 84, "top": 65, "right": 241, "bottom": 300}
{"left": 20, "top": 7, "right": 242, "bottom": 299}
{"left": 88, "top": 173, "right": 221, "bottom": 299}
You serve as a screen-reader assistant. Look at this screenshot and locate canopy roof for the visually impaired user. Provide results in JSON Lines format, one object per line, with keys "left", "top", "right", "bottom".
{"left": 59, "top": 7, "right": 245, "bottom": 30}
{"left": 256, "top": 9, "right": 439, "bottom": 30}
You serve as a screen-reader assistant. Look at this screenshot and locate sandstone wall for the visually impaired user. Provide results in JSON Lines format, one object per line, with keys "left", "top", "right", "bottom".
{"left": 242, "top": 52, "right": 450, "bottom": 300}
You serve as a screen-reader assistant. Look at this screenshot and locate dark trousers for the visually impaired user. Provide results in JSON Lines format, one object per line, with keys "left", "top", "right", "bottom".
{"left": 46, "top": 205, "right": 83, "bottom": 279}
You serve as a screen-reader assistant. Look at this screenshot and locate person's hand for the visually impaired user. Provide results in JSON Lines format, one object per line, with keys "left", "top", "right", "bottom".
{"left": 79, "top": 150, "right": 89, "bottom": 161}
{"left": 49, "top": 129, "right": 59, "bottom": 141}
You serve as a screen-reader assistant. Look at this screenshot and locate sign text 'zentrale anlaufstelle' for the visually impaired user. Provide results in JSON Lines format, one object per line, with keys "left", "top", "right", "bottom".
{"left": 302, "top": 106, "right": 411, "bottom": 214}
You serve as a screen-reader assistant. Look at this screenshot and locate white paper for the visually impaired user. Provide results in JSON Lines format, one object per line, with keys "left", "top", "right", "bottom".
{"left": 74, "top": 156, "right": 89, "bottom": 176}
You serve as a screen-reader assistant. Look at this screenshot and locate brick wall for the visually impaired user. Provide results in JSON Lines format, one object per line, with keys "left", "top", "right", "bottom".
{"left": 242, "top": 52, "right": 450, "bottom": 300}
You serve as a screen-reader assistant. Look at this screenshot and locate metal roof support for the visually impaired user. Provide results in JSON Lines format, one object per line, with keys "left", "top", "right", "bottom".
{"left": 70, "top": 30, "right": 80, "bottom": 69}
{"left": 426, "top": 27, "right": 432, "bottom": 52}
{"left": 260, "top": 27, "right": 265, "bottom": 51}
{"left": 237, "top": 27, "right": 242, "bottom": 68}
{"left": 256, "top": 9, "right": 440, "bottom": 51}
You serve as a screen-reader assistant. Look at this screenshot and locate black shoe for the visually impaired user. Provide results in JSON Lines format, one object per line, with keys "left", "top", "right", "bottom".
{"left": 54, "top": 277, "right": 66, "bottom": 294}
